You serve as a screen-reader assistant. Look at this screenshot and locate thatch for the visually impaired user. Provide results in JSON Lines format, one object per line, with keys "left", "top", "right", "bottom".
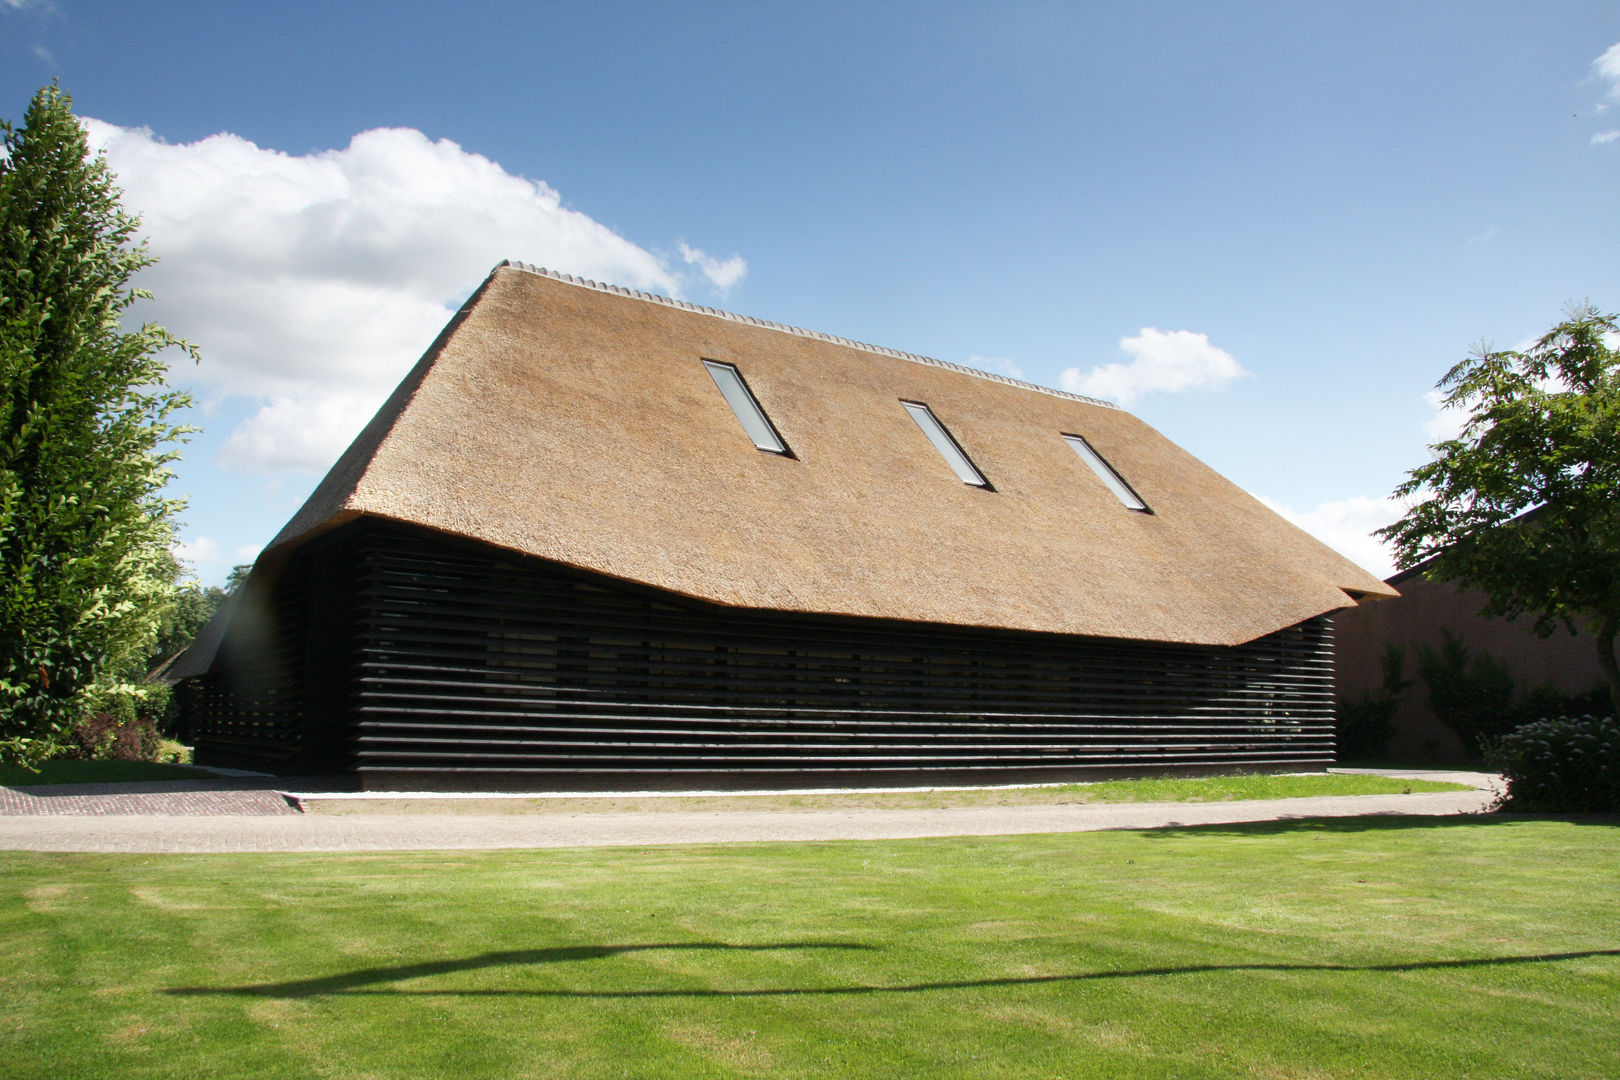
{"left": 259, "top": 262, "right": 1394, "bottom": 649}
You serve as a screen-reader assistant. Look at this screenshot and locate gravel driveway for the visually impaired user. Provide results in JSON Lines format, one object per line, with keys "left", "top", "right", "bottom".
{"left": 0, "top": 770, "right": 1500, "bottom": 853}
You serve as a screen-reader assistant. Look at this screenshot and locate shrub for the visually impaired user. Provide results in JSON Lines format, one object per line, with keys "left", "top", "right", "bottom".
{"left": 1513, "top": 682, "right": 1611, "bottom": 726}
{"left": 58, "top": 693, "right": 163, "bottom": 763}
{"left": 1334, "top": 644, "right": 1412, "bottom": 760}
{"left": 1334, "top": 696, "right": 1397, "bottom": 760}
{"left": 1489, "top": 714, "right": 1620, "bottom": 813}
{"left": 1416, "top": 629, "right": 1517, "bottom": 758}
{"left": 135, "top": 682, "right": 175, "bottom": 736}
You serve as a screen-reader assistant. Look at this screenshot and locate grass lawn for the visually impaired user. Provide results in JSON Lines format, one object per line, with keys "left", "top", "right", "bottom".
{"left": 0, "top": 758, "right": 213, "bottom": 788}
{"left": 312, "top": 772, "right": 1479, "bottom": 815}
{"left": 3, "top": 817, "right": 1616, "bottom": 1078}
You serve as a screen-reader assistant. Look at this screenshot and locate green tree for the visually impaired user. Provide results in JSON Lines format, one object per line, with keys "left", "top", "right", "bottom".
{"left": 144, "top": 560, "right": 252, "bottom": 669}
{"left": 0, "top": 84, "right": 193, "bottom": 765}
{"left": 1379, "top": 305, "right": 1620, "bottom": 709}
{"left": 143, "top": 553, "right": 218, "bottom": 669}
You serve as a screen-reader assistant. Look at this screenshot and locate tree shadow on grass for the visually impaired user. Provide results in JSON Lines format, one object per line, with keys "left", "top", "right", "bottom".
{"left": 167, "top": 942, "right": 878, "bottom": 998}
{"left": 1134, "top": 812, "right": 1620, "bottom": 838}
{"left": 167, "top": 945, "right": 1619, "bottom": 999}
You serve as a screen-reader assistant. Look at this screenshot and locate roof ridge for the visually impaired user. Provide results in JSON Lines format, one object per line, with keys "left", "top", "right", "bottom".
{"left": 499, "top": 260, "right": 1121, "bottom": 410}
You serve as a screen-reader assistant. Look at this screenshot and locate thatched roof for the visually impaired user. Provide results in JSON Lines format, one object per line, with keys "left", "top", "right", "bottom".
{"left": 257, "top": 261, "right": 1394, "bottom": 649}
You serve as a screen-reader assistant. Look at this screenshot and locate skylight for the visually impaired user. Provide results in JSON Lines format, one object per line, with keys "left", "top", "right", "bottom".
{"left": 703, "top": 361, "right": 790, "bottom": 455}
{"left": 902, "top": 401, "right": 991, "bottom": 488}
{"left": 1063, "top": 434, "right": 1148, "bottom": 511}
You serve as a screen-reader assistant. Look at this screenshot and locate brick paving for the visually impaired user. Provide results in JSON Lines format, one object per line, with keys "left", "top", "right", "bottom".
{"left": 0, "top": 779, "right": 297, "bottom": 817}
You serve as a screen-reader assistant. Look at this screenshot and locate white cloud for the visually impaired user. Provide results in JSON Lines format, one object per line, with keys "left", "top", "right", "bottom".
{"left": 83, "top": 120, "right": 742, "bottom": 473}
{"left": 218, "top": 391, "right": 391, "bottom": 473}
{"left": 172, "top": 535, "right": 221, "bottom": 569}
{"left": 1059, "top": 327, "right": 1247, "bottom": 406}
{"left": 1466, "top": 224, "right": 1499, "bottom": 246}
{"left": 1595, "top": 42, "right": 1620, "bottom": 97}
{"left": 678, "top": 241, "right": 747, "bottom": 293}
{"left": 967, "top": 354, "right": 1024, "bottom": 379}
{"left": 233, "top": 544, "right": 263, "bottom": 564}
{"left": 1256, "top": 494, "right": 1404, "bottom": 580}
{"left": 1422, "top": 388, "right": 1468, "bottom": 445}
{"left": 1589, "top": 44, "right": 1620, "bottom": 144}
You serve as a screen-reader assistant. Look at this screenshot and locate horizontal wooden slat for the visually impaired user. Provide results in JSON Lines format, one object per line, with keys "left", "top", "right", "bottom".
{"left": 183, "top": 520, "right": 1341, "bottom": 786}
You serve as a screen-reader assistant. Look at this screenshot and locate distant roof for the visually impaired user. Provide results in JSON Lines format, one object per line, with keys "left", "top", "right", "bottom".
{"left": 257, "top": 262, "right": 1394, "bottom": 648}
{"left": 1382, "top": 503, "right": 1550, "bottom": 588}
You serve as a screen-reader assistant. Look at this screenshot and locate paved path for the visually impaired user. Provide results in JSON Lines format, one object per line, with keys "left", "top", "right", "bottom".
{"left": 0, "top": 778, "right": 297, "bottom": 817}
{"left": 0, "top": 771, "right": 1501, "bottom": 853}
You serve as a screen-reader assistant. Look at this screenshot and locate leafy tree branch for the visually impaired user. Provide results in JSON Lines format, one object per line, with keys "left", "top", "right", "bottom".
{"left": 1379, "top": 305, "right": 1620, "bottom": 708}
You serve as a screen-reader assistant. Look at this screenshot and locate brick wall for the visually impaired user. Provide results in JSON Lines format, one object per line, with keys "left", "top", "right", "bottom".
{"left": 1334, "top": 571, "right": 1603, "bottom": 761}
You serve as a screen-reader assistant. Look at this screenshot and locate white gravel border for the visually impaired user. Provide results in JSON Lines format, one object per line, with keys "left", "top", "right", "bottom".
{"left": 279, "top": 768, "right": 1500, "bottom": 803}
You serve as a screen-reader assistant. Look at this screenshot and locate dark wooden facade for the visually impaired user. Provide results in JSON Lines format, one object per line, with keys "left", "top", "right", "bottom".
{"left": 179, "top": 520, "right": 1337, "bottom": 788}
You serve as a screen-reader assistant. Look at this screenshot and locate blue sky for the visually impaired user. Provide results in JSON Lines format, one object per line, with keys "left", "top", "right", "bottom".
{"left": 3, "top": 1, "right": 1617, "bottom": 583}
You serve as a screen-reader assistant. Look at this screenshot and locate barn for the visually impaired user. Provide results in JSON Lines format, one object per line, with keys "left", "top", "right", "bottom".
{"left": 171, "top": 262, "right": 1394, "bottom": 789}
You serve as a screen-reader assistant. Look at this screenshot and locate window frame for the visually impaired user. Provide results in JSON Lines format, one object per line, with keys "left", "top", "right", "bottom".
{"left": 1062, "top": 432, "right": 1150, "bottom": 512}
{"left": 702, "top": 359, "right": 793, "bottom": 457}
{"left": 901, "top": 400, "right": 993, "bottom": 489}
